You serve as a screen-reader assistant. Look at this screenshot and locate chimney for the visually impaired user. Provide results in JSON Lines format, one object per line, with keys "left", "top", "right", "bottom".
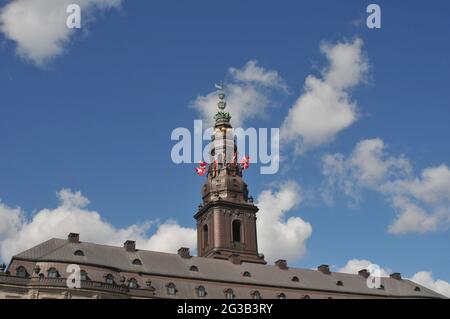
{"left": 275, "top": 259, "right": 288, "bottom": 270}
{"left": 358, "top": 269, "right": 370, "bottom": 279}
{"left": 177, "top": 247, "right": 191, "bottom": 259}
{"left": 67, "top": 233, "right": 80, "bottom": 243}
{"left": 124, "top": 240, "right": 136, "bottom": 252}
{"left": 318, "top": 264, "right": 331, "bottom": 275}
{"left": 228, "top": 254, "right": 241, "bottom": 265}
{"left": 390, "top": 272, "right": 402, "bottom": 280}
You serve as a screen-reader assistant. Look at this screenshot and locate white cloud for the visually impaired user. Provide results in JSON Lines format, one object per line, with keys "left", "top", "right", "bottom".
{"left": 382, "top": 165, "right": 450, "bottom": 234}
{"left": 411, "top": 271, "right": 450, "bottom": 298}
{"left": 191, "top": 60, "right": 287, "bottom": 127}
{"left": 229, "top": 60, "right": 288, "bottom": 92}
{"left": 339, "top": 259, "right": 450, "bottom": 298}
{"left": 382, "top": 164, "right": 450, "bottom": 206}
{"left": 338, "top": 259, "right": 390, "bottom": 277}
{"left": 0, "top": 189, "right": 196, "bottom": 262}
{"left": 388, "top": 196, "right": 438, "bottom": 234}
{"left": 281, "top": 38, "right": 368, "bottom": 153}
{"left": 0, "top": 0, "right": 122, "bottom": 66}
{"left": 0, "top": 203, "right": 24, "bottom": 243}
{"left": 192, "top": 83, "right": 270, "bottom": 128}
{"left": 256, "top": 181, "right": 312, "bottom": 263}
{"left": 348, "top": 139, "right": 411, "bottom": 188}
{"left": 321, "top": 138, "right": 450, "bottom": 234}
{"left": 321, "top": 138, "right": 411, "bottom": 205}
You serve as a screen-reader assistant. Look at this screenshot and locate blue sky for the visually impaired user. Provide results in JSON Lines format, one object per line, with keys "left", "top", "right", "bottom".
{"left": 0, "top": 0, "right": 449, "bottom": 293}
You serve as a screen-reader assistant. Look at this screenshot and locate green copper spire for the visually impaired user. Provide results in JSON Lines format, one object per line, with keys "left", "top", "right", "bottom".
{"left": 213, "top": 83, "right": 231, "bottom": 124}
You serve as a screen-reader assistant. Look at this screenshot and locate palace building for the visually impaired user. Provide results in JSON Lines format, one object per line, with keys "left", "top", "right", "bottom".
{"left": 0, "top": 89, "right": 445, "bottom": 299}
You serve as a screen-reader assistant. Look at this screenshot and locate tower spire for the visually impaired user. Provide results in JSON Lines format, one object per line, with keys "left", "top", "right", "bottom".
{"left": 193, "top": 83, "right": 266, "bottom": 265}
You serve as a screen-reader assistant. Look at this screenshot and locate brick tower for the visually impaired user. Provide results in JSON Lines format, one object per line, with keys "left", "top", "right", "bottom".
{"left": 194, "top": 85, "right": 266, "bottom": 264}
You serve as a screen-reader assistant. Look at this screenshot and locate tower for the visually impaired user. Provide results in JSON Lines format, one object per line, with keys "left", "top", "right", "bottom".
{"left": 194, "top": 85, "right": 266, "bottom": 264}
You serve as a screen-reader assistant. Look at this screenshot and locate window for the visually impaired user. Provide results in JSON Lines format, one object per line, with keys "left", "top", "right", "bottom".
{"left": 80, "top": 270, "right": 89, "bottom": 281}
{"left": 242, "top": 271, "right": 251, "bottom": 277}
{"left": 251, "top": 291, "right": 262, "bottom": 299}
{"left": 105, "top": 274, "right": 114, "bottom": 285}
{"left": 336, "top": 281, "right": 344, "bottom": 286}
{"left": 197, "top": 286, "right": 206, "bottom": 298}
{"left": 232, "top": 220, "right": 241, "bottom": 243}
{"left": 225, "top": 289, "right": 235, "bottom": 299}
{"left": 47, "top": 268, "right": 59, "bottom": 278}
{"left": 74, "top": 250, "right": 84, "bottom": 256}
{"left": 189, "top": 265, "right": 199, "bottom": 272}
{"left": 278, "top": 293, "right": 286, "bottom": 299}
{"left": 132, "top": 259, "right": 142, "bottom": 265}
{"left": 291, "top": 276, "right": 299, "bottom": 282}
{"left": 16, "top": 266, "right": 27, "bottom": 278}
{"left": 414, "top": 286, "right": 421, "bottom": 292}
{"left": 203, "top": 224, "right": 209, "bottom": 248}
{"left": 167, "top": 283, "right": 177, "bottom": 295}
{"left": 128, "top": 278, "right": 138, "bottom": 289}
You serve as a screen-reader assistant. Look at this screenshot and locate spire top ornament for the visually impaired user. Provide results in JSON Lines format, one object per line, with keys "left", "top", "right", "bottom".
{"left": 213, "top": 82, "right": 231, "bottom": 124}
{"left": 214, "top": 82, "right": 227, "bottom": 111}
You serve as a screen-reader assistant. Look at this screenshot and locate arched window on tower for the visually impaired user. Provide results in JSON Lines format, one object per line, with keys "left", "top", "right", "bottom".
{"left": 203, "top": 224, "right": 209, "bottom": 248}
{"left": 232, "top": 220, "right": 241, "bottom": 243}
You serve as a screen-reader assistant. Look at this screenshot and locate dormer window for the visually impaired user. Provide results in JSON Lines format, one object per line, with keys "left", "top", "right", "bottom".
{"left": 167, "top": 283, "right": 177, "bottom": 295}
{"left": 80, "top": 270, "right": 89, "bottom": 281}
{"left": 277, "top": 293, "right": 286, "bottom": 299}
{"left": 242, "top": 271, "right": 251, "bottom": 277}
{"left": 132, "top": 259, "right": 142, "bottom": 265}
{"left": 414, "top": 286, "right": 421, "bottom": 292}
{"left": 16, "top": 266, "right": 27, "bottom": 278}
{"left": 74, "top": 250, "right": 84, "bottom": 256}
{"left": 224, "top": 289, "right": 235, "bottom": 299}
{"left": 302, "top": 295, "right": 311, "bottom": 299}
{"left": 105, "top": 274, "right": 114, "bottom": 285}
{"left": 378, "top": 284, "right": 385, "bottom": 290}
{"left": 128, "top": 278, "right": 138, "bottom": 289}
{"left": 196, "top": 286, "right": 207, "bottom": 298}
{"left": 251, "top": 291, "right": 262, "bottom": 299}
{"left": 47, "top": 268, "right": 59, "bottom": 278}
{"left": 189, "top": 265, "right": 199, "bottom": 272}
{"left": 336, "top": 280, "right": 344, "bottom": 286}
{"left": 291, "top": 276, "right": 299, "bottom": 282}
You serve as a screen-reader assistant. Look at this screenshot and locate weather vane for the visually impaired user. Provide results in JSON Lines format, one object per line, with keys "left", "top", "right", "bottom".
{"left": 214, "top": 82, "right": 227, "bottom": 110}
{"left": 214, "top": 82, "right": 225, "bottom": 91}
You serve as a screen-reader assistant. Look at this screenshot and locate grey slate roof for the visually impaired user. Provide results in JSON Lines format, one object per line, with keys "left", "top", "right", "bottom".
{"left": 11, "top": 238, "right": 446, "bottom": 298}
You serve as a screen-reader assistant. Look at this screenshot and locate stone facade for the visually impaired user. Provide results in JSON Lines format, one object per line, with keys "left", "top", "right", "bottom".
{"left": 0, "top": 238, "right": 445, "bottom": 299}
